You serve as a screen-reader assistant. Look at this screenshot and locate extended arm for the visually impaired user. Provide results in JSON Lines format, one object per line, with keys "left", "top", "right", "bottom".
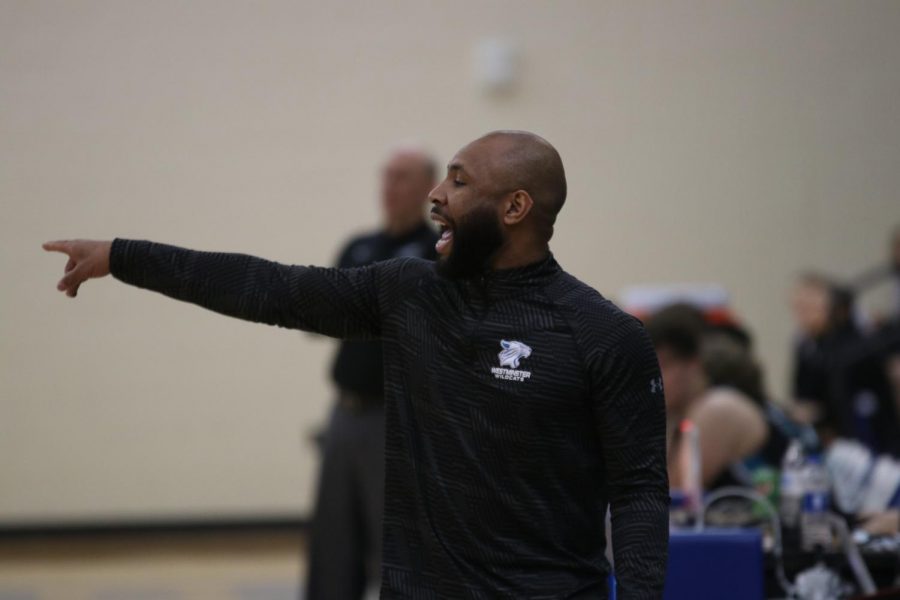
{"left": 593, "top": 321, "right": 670, "bottom": 599}
{"left": 43, "top": 238, "right": 387, "bottom": 339}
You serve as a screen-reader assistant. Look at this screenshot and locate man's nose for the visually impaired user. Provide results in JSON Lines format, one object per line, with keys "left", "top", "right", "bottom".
{"left": 428, "top": 183, "right": 446, "bottom": 206}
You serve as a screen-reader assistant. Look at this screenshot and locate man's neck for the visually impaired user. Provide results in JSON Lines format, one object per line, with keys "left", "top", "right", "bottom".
{"left": 490, "top": 242, "right": 550, "bottom": 271}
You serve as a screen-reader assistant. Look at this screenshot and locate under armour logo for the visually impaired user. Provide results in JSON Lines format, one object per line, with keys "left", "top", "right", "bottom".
{"left": 650, "top": 377, "right": 664, "bottom": 394}
{"left": 498, "top": 340, "right": 532, "bottom": 369}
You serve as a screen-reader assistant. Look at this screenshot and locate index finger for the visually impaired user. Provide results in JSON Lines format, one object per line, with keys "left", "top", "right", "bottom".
{"left": 42, "top": 240, "right": 73, "bottom": 254}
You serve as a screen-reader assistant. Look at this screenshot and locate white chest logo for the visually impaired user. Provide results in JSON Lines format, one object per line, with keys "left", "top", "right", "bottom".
{"left": 498, "top": 340, "right": 532, "bottom": 368}
{"left": 492, "top": 340, "right": 533, "bottom": 382}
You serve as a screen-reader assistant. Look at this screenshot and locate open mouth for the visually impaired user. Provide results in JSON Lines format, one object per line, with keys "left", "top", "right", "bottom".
{"left": 430, "top": 213, "right": 454, "bottom": 255}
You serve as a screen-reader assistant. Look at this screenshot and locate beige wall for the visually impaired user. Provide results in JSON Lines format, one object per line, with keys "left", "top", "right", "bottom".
{"left": 2, "top": 0, "right": 899, "bottom": 523}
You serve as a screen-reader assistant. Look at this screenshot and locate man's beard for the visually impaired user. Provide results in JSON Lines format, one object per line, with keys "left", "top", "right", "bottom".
{"left": 435, "top": 204, "right": 506, "bottom": 281}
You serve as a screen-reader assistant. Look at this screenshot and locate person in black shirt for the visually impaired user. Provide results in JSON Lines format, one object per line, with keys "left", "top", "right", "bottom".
{"left": 44, "top": 130, "right": 669, "bottom": 599}
{"left": 790, "top": 272, "right": 900, "bottom": 455}
{"left": 310, "top": 145, "right": 438, "bottom": 600}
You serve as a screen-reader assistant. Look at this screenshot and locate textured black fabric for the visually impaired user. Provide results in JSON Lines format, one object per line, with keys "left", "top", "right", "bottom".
{"left": 331, "top": 223, "right": 438, "bottom": 397}
{"left": 110, "top": 238, "right": 669, "bottom": 599}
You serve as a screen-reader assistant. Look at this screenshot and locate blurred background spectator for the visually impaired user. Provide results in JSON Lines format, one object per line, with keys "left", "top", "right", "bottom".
{"left": 789, "top": 272, "right": 859, "bottom": 440}
{"left": 789, "top": 232, "right": 900, "bottom": 457}
{"left": 306, "top": 145, "right": 437, "bottom": 600}
{"left": 646, "top": 303, "right": 792, "bottom": 492}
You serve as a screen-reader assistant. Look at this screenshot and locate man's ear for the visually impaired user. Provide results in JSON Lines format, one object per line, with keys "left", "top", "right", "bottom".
{"left": 502, "top": 190, "right": 534, "bottom": 226}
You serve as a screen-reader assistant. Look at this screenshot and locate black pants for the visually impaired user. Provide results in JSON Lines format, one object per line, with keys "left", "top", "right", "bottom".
{"left": 306, "top": 397, "right": 385, "bottom": 600}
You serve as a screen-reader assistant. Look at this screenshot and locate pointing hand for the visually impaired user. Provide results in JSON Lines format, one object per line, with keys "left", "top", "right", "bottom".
{"left": 42, "top": 239, "right": 113, "bottom": 297}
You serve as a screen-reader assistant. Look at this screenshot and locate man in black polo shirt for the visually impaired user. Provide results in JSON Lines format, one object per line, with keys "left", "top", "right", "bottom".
{"left": 311, "top": 145, "right": 437, "bottom": 599}
{"left": 44, "top": 130, "right": 669, "bottom": 599}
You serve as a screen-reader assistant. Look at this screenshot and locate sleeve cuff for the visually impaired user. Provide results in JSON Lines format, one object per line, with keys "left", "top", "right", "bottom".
{"left": 108, "top": 238, "right": 130, "bottom": 279}
{"left": 109, "top": 238, "right": 150, "bottom": 282}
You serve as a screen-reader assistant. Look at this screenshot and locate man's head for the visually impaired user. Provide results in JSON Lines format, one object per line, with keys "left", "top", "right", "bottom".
{"left": 790, "top": 273, "right": 833, "bottom": 337}
{"left": 790, "top": 272, "right": 856, "bottom": 338}
{"left": 702, "top": 334, "right": 766, "bottom": 405}
{"left": 429, "top": 131, "right": 567, "bottom": 279}
{"left": 380, "top": 144, "right": 438, "bottom": 236}
{"left": 646, "top": 304, "right": 708, "bottom": 412}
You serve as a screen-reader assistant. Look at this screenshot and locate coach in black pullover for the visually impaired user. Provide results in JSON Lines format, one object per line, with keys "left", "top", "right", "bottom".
{"left": 44, "top": 131, "right": 669, "bottom": 599}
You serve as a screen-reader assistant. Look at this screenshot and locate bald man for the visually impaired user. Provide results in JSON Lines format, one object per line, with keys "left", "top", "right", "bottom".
{"left": 44, "top": 131, "right": 669, "bottom": 599}
{"left": 309, "top": 146, "right": 438, "bottom": 600}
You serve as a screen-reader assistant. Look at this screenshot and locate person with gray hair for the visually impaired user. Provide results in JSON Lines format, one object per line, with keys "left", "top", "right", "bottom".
{"left": 308, "top": 144, "right": 438, "bottom": 599}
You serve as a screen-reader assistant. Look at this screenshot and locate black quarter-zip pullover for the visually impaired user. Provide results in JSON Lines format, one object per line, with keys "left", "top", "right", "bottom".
{"left": 109, "top": 238, "right": 669, "bottom": 599}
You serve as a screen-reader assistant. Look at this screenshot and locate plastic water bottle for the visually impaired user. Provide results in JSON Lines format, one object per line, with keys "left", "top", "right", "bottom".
{"left": 780, "top": 439, "right": 805, "bottom": 529}
{"left": 679, "top": 419, "right": 703, "bottom": 528}
{"left": 800, "top": 454, "right": 832, "bottom": 552}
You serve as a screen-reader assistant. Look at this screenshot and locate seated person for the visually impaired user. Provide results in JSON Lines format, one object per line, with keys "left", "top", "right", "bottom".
{"left": 702, "top": 333, "right": 798, "bottom": 474}
{"left": 647, "top": 304, "right": 770, "bottom": 490}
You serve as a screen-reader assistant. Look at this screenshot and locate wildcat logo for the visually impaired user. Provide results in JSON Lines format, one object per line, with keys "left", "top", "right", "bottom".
{"left": 499, "top": 340, "right": 531, "bottom": 368}
{"left": 492, "top": 340, "right": 532, "bottom": 382}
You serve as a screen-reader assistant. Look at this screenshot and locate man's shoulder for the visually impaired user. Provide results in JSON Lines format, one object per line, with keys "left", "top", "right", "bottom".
{"left": 373, "top": 256, "right": 436, "bottom": 288}
{"left": 548, "top": 270, "right": 642, "bottom": 338}
{"left": 548, "top": 271, "right": 658, "bottom": 382}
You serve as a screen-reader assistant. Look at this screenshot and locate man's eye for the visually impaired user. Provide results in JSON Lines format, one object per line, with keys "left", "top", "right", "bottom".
{"left": 453, "top": 179, "right": 465, "bottom": 187}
